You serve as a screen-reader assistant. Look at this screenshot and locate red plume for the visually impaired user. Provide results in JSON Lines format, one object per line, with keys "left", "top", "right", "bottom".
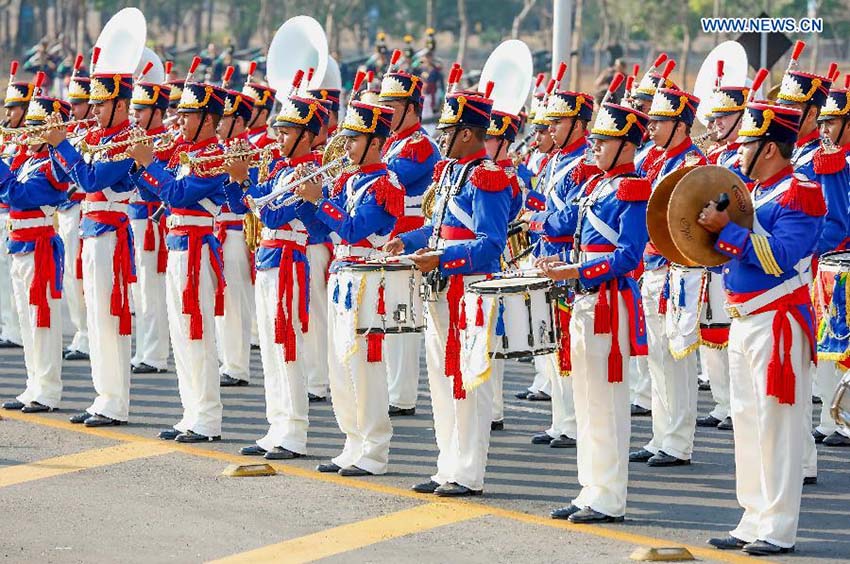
{"left": 545, "top": 78, "right": 556, "bottom": 95}
{"left": 661, "top": 59, "right": 676, "bottom": 79}
{"left": 92, "top": 46, "right": 101, "bottom": 67}
{"left": 307, "top": 67, "right": 315, "bottom": 82}
{"left": 292, "top": 69, "right": 305, "bottom": 89}
{"left": 248, "top": 61, "right": 257, "bottom": 79}
{"left": 448, "top": 66, "right": 458, "bottom": 85}
{"left": 827, "top": 62, "right": 838, "bottom": 82}
{"left": 632, "top": 64, "right": 640, "bottom": 77}
{"left": 353, "top": 70, "right": 366, "bottom": 92}
{"left": 625, "top": 75, "right": 635, "bottom": 92}
{"left": 556, "top": 61, "right": 567, "bottom": 82}
{"left": 165, "top": 60, "right": 173, "bottom": 75}
{"left": 223, "top": 65, "right": 234, "bottom": 85}
{"left": 717, "top": 60, "right": 724, "bottom": 79}
{"left": 391, "top": 49, "right": 402, "bottom": 65}
{"left": 845, "top": 74, "right": 850, "bottom": 89}
{"left": 534, "top": 72, "right": 544, "bottom": 89}
{"left": 74, "top": 54, "right": 83, "bottom": 72}
{"left": 749, "top": 68, "right": 769, "bottom": 102}
{"left": 9, "top": 60, "right": 18, "bottom": 77}
{"left": 140, "top": 61, "right": 154, "bottom": 79}
{"left": 652, "top": 53, "right": 668, "bottom": 69}
{"left": 455, "top": 67, "right": 463, "bottom": 84}
{"left": 484, "top": 80, "right": 494, "bottom": 99}
{"left": 608, "top": 72, "right": 624, "bottom": 94}
{"left": 791, "top": 40, "right": 805, "bottom": 62}
{"left": 367, "top": 70, "right": 375, "bottom": 84}
{"left": 34, "top": 71, "right": 46, "bottom": 94}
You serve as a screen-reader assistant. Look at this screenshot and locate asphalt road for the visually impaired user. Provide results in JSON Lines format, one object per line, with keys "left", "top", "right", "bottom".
{"left": 0, "top": 326, "right": 848, "bottom": 563}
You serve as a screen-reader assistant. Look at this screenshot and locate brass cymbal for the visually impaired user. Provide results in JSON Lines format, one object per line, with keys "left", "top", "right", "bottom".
{"left": 668, "top": 165, "right": 753, "bottom": 267}
{"left": 646, "top": 166, "right": 699, "bottom": 267}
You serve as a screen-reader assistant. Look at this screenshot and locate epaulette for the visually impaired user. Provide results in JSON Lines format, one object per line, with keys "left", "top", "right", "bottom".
{"left": 369, "top": 170, "right": 405, "bottom": 216}
{"left": 39, "top": 160, "right": 67, "bottom": 191}
{"left": 615, "top": 176, "right": 651, "bottom": 201}
{"left": 398, "top": 131, "right": 435, "bottom": 163}
{"left": 570, "top": 158, "right": 601, "bottom": 186}
{"left": 776, "top": 174, "right": 827, "bottom": 217}
{"left": 166, "top": 142, "right": 190, "bottom": 170}
{"left": 330, "top": 169, "right": 357, "bottom": 198}
{"left": 469, "top": 160, "right": 511, "bottom": 192}
{"left": 432, "top": 159, "right": 449, "bottom": 183}
{"left": 813, "top": 146, "right": 848, "bottom": 175}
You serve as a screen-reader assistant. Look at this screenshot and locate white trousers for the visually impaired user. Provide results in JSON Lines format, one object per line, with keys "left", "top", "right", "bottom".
{"left": 425, "top": 290, "right": 494, "bottom": 491}
{"left": 490, "top": 358, "right": 505, "bottom": 422}
{"left": 642, "top": 268, "right": 698, "bottom": 460}
{"left": 57, "top": 206, "right": 88, "bottom": 353}
{"left": 701, "top": 345, "right": 731, "bottom": 420}
{"left": 83, "top": 232, "right": 132, "bottom": 421}
{"left": 11, "top": 252, "right": 63, "bottom": 408}
{"left": 215, "top": 231, "right": 253, "bottom": 382}
{"left": 570, "top": 290, "right": 631, "bottom": 517}
{"left": 629, "top": 356, "right": 652, "bottom": 410}
{"left": 303, "top": 244, "right": 330, "bottom": 397}
{"left": 255, "top": 267, "right": 309, "bottom": 454}
{"left": 327, "top": 273, "right": 393, "bottom": 474}
{"left": 814, "top": 360, "right": 850, "bottom": 437}
{"left": 386, "top": 332, "right": 423, "bottom": 410}
{"left": 0, "top": 218, "right": 22, "bottom": 345}
{"left": 529, "top": 360, "right": 552, "bottom": 395}
{"left": 728, "top": 311, "right": 809, "bottom": 548}
{"left": 167, "top": 247, "right": 222, "bottom": 437}
{"left": 802, "top": 365, "right": 817, "bottom": 479}
{"left": 539, "top": 352, "right": 576, "bottom": 438}
{"left": 129, "top": 218, "right": 169, "bottom": 370}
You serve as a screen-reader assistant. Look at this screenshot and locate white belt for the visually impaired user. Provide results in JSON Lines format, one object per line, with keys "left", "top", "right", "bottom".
{"left": 7, "top": 215, "right": 54, "bottom": 231}
{"left": 166, "top": 214, "right": 215, "bottom": 228}
{"left": 579, "top": 251, "right": 610, "bottom": 262}
{"left": 335, "top": 245, "right": 375, "bottom": 259}
{"left": 725, "top": 277, "right": 808, "bottom": 318}
{"left": 217, "top": 212, "right": 244, "bottom": 222}
{"left": 82, "top": 201, "right": 129, "bottom": 214}
{"left": 261, "top": 227, "right": 308, "bottom": 246}
{"left": 405, "top": 195, "right": 424, "bottom": 207}
{"left": 437, "top": 239, "right": 472, "bottom": 249}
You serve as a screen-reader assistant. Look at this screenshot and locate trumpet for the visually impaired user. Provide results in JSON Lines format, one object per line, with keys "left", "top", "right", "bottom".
{"left": 80, "top": 129, "right": 175, "bottom": 160}
{"left": 0, "top": 117, "right": 97, "bottom": 136}
{"left": 178, "top": 146, "right": 275, "bottom": 176}
{"left": 247, "top": 156, "right": 349, "bottom": 213}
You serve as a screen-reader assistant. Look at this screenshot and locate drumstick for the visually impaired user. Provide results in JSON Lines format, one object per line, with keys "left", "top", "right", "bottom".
{"left": 380, "top": 250, "right": 445, "bottom": 262}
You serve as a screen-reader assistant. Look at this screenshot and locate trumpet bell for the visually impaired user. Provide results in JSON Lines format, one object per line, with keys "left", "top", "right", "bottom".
{"left": 478, "top": 40, "right": 534, "bottom": 116}
{"left": 267, "top": 16, "right": 328, "bottom": 98}
{"left": 93, "top": 7, "right": 147, "bottom": 74}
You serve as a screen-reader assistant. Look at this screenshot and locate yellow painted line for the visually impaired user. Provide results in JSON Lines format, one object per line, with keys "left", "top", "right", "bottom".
{"left": 3, "top": 411, "right": 772, "bottom": 564}
{"left": 210, "top": 502, "right": 490, "bottom": 564}
{"left": 0, "top": 441, "right": 175, "bottom": 488}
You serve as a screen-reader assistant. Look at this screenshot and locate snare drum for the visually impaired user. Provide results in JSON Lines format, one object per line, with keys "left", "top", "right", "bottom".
{"left": 814, "top": 251, "right": 850, "bottom": 360}
{"left": 466, "top": 276, "right": 557, "bottom": 359}
{"left": 335, "top": 262, "right": 424, "bottom": 335}
{"left": 830, "top": 372, "right": 850, "bottom": 429}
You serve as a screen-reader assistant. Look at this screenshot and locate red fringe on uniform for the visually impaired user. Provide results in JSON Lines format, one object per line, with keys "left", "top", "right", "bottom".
{"left": 813, "top": 147, "right": 847, "bottom": 175}
{"left": 399, "top": 136, "right": 434, "bottom": 163}
{"left": 432, "top": 159, "right": 449, "bottom": 182}
{"left": 557, "top": 306, "right": 571, "bottom": 374}
{"left": 370, "top": 175, "right": 405, "bottom": 217}
{"left": 615, "top": 177, "right": 652, "bottom": 201}
{"left": 777, "top": 177, "right": 827, "bottom": 217}
{"left": 469, "top": 162, "right": 510, "bottom": 192}
{"left": 569, "top": 160, "right": 600, "bottom": 186}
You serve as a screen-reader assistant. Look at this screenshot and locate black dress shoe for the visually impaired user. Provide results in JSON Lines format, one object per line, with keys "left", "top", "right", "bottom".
{"left": 265, "top": 447, "right": 303, "bottom": 460}
{"left": 823, "top": 432, "right": 850, "bottom": 447}
{"left": 629, "top": 448, "right": 654, "bottom": 462}
{"left": 338, "top": 465, "right": 373, "bottom": 476}
{"left": 631, "top": 404, "right": 651, "bottom": 416}
{"left": 812, "top": 395, "right": 822, "bottom": 404}
{"left": 239, "top": 444, "right": 267, "bottom": 456}
{"left": 804, "top": 476, "right": 817, "bottom": 485}
{"left": 63, "top": 349, "right": 89, "bottom": 361}
{"left": 567, "top": 507, "right": 624, "bottom": 523}
{"left": 158, "top": 429, "right": 181, "bottom": 440}
{"left": 550, "top": 435, "right": 577, "bottom": 448}
{"left": 175, "top": 430, "right": 221, "bottom": 442}
{"left": 0, "top": 339, "right": 22, "bottom": 348}
{"left": 707, "top": 535, "right": 747, "bottom": 550}
{"left": 388, "top": 405, "right": 415, "bottom": 417}
{"left": 2, "top": 400, "right": 24, "bottom": 410}
{"left": 742, "top": 540, "right": 794, "bottom": 555}
{"left": 813, "top": 429, "right": 827, "bottom": 443}
{"left": 220, "top": 374, "right": 249, "bottom": 387}
{"left": 698, "top": 380, "right": 711, "bottom": 391}
{"left": 316, "top": 462, "right": 342, "bottom": 473}
{"left": 515, "top": 390, "right": 531, "bottom": 399}
{"left": 85, "top": 414, "right": 125, "bottom": 427}
{"left": 308, "top": 393, "right": 327, "bottom": 403}
{"left": 647, "top": 451, "right": 691, "bottom": 467}
{"left": 717, "top": 416, "right": 733, "bottom": 430}
{"left": 696, "top": 415, "right": 722, "bottom": 427}
{"left": 412, "top": 480, "right": 440, "bottom": 493}
{"left": 251, "top": 343, "right": 260, "bottom": 350}
{"left": 527, "top": 391, "right": 551, "bottom": 402}
{"left": 434, "top": 482, "right": 483, "bottom": 497}
{"left": 550, "top": 504, "right": 582, "bottom": 520}
{"left": 69, "top": 412, "right": 90, "bottom": 424}
{"left": 490, "top": 420, "right": 504, "bottom": 431}
{"left": 22, "top": 401, "right": 54, "bottom": 413}
{"left": 531, "top": 432, "right": 554, "bottom": 445}
{"left": 132, "top": 363, "right": 166, "bottom": 374}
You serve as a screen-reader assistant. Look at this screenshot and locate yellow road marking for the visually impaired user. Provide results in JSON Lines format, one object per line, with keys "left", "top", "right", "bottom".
{"left": 210, "top": 502, "right": 490, "bottom": 564}
{"left": 0, "top": 441, "right": 175, "bottom": 488}
{"left": 2, "top": 411, "right": 772, "bottom": 564}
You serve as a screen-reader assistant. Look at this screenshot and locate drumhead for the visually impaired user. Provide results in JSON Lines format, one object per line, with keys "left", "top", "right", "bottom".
{"left": 340, "top": 261, "right": 417, "bottom": 273}
{"left": 468, "top": 276, "right": 551, "bottom": 294}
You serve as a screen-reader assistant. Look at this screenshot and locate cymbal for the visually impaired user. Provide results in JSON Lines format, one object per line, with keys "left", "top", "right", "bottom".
{"left": 646, "top": 166, "right": 699, "bottom": 267}
{"left": 668, "top": 165, "right": 753, "bottom": 267}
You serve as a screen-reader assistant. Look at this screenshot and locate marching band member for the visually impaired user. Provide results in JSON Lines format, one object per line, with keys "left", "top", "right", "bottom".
{"left": 525, "top": 87, "right": 600, "bottom": 448}
{"left": 224, "top": 90, "right": 330, "bottom": 460}
{"left": 388, "top": 85, "right": 515, "bottom": 496}
{"left": 243, "top": 63, "right": 277, "bottom": 150}
{"left": 378, "top": 53, "right": 440, "bottom": 417}
{"left": 696, "top": 77, "right": 749, "bottom": 432}
{"left": 775, "top": 48, "right": 848, "bottom": 483}
{"left": 215, "top": 67, "right": 257, "bottom": 387}
{"left": 0, "top": 87, "right": 69, "bottom": 413}
{"left": 701, "top": 100, "right": 821, "bottom": 557}
{"left": 44, "top": 51, "right": 138, "bottom": 427}
{"left": 57, "top": 56, "right": 91, "bottom": 362}
{"left": 126, "top": 66, "right": 229, "bottom": 442}
{"left": 295, "top": 99, "right": 403, "bottom": 477}
{"left": 127, "top": 64, "right": 174, "bottom": 375}
{"left": 813, "top": 78, "right": 850, "bottom": 447}
{"left": 541, "top": 100, "right": 651, "bottom": 523}
{"left": 0, "top": 61, "right": 32, "bottom": 349}
{"left": 630, "top": 86, "right": 706, "bottom": 468}
{"left": 308, "top": 86, "right": 340, "bottom": 139}
{"left": 164, "top": 61, "right": 184, "bottom": 124}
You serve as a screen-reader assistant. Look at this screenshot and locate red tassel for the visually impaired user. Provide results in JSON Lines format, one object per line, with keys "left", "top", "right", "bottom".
{"left": 156, "top": 220, "right": 168, "bottom": 274}
{"left": 594, "top": 281, "right": 611, "bottom": 334}
{"left": 558, "top": 306, "right": 571, "bottom": 374}
{"left": 475, "top": 295, "right": 484, "bottom": 326}
{"left": 470, "top": 162, "right": 509, "bottom": 192}
{"left": 398, "top": 136, "right": 435, "bottom": 163}
{"left": 143, "top": 219, "right": 156, "bottom": 251}
{"left": 366, "top": 333, "right": 384, "bottom": 362}
{"left": 777, "top": 177, "right": 827, "bottom": 217}
{"left": 76, "top": 238, "right": 84, "bottom": 280}
{"left": 606, "top": 283, "right": 624, "bottom": 383}
{"left": 813, "top": 146, "right": 847, "bottom": 175}
{"left": 444, "top": 275, "right": 466, "bottom": 399}
{"left": 658, "top": 295, "right": 667, "bottom": 315}
{"left": 458, "top": 296, "right": 467, "bottom": 330}
{"left": 377, "top": 282, "right": 386, "bottom": 315}
{"left": 371, "top": 175, "right": 405, "bottom": 216}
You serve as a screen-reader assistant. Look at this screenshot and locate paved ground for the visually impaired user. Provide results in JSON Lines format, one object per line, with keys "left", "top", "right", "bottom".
{"left": 0, "top": 328, "right": 848, "bottom": 563}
